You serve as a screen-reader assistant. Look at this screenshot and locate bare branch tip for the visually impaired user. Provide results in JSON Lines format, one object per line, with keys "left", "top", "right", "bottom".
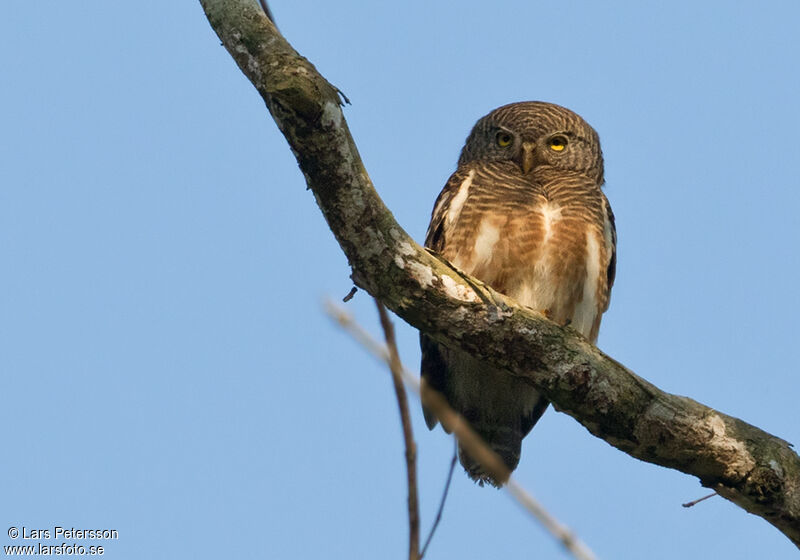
{"left": 342, "top": 286, "right": 358, "bottom": 302}
{"left": 682, "top": 492, "right": 718, "bottom": 508}
{"left": 336, "top": 87, "right": 351, "bottom": 106}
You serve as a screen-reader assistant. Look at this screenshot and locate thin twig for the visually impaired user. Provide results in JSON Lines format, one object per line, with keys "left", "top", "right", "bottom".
{"left": 375, "top": 301, "right": 420, "bottom": 560}
{"left": 325, "top": 301, "right": 597, "bottom": 560}
{"left": 682, "top": 492, "right": 718, "bottom": 508}
{"left": 342, "top": 286, "right": 358, "bottom": 302}
{"left": 420, "top": 443, "right": 457, "bottom": 559}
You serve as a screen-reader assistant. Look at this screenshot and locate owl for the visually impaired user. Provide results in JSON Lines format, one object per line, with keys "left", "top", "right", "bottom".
{"left": 420, "top": 101, "right": 616, "bottom": 486}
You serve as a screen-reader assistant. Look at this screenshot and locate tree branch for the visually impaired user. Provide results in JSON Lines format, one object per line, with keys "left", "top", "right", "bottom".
{"left": 199, "top": 0, "right": 800, "bottom": 547}
{"left": 376, "top": 301, "right": 420, "bottom": 560}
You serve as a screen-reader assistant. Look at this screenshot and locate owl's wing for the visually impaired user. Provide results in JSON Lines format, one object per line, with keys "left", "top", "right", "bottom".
{"left": 420, "top": 168, "right": 473, "bottom": 429}
{"left": 424, "top": 167, "right": 473, "bottom": 252}
{"left": 602, "top": 193, "right": 617, "bottom": 309}
{"left": 419, "top": 332, "right": 448, "bottom": 429}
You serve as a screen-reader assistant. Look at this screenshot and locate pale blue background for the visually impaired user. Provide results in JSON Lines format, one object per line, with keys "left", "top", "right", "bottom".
{"left": 2, "top": 1, "right": 799, "bottom": 558}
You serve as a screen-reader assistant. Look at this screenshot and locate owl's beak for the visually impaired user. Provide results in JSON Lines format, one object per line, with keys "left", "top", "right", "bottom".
{"left": 520, "top": 142, "right": 537, "bottom": 174}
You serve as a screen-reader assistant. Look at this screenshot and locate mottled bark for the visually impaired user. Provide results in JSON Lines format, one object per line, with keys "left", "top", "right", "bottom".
{"left": 199, "top": 0, "right": 800, "bottom": 546}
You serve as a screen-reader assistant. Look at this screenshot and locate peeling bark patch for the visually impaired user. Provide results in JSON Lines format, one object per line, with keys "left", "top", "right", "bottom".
{"left": 748, "top": 464, "right": 785, "bottom": 503}
{"left": 230, "top": 33, "right": 264, "bottom": 83}
{"left": 407, "top": 261, "right": 434, "bottom": 288}
{"left": 397, "top": 241, "right": 416, "bottom": 256}
{"left": 562, "top": 362, "right": 595, "bottom": 399}
{"left": 486, "top": 305, "right": 513, "bottom": 323}
{"left": 439, "top": 274, "right": 479, "bottom": 302}
{"left": 450, "top": 306, "right": 471, "bottom": 325}
{"left": 704, "top": 414, "right": 756, "bottom": 479}
{"left": 320, "top": 100, "right": 343, "bottom": 128}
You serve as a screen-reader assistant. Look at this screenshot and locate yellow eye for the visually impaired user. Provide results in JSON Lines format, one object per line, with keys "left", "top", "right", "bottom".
{"left": 548, "top": 136, "right": 568, "bottom": 152}
{"left": 496, "top": 131, "right": 513, "bottom": 147}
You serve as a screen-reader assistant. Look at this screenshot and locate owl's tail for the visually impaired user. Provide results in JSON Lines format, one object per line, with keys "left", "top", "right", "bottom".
{"left": 457, "top": 421, "right": 524, "bottom": 488}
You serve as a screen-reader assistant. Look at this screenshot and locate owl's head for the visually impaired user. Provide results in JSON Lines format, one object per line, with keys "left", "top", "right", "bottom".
{"left": 458, "top": 101, "right": 604, "bottom": 184}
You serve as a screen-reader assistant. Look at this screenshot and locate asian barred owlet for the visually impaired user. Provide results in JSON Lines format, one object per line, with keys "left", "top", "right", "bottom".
{"left": 420, "top": 101, "right": 616, "bottom": 486}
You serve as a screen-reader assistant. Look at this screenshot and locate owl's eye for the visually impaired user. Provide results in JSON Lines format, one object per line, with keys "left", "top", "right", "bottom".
{"left": 496, "top": 131, "right": 513, "bottom": 147}
{"left": 548, "top": 136, "right": 568, "bottom": 152}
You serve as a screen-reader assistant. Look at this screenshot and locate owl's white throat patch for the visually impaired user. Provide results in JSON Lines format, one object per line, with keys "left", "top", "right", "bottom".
{"left": 540, "top": 202, "right": 562, "bottom": 243}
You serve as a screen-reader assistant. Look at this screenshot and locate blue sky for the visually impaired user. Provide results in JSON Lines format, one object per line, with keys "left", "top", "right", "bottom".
{"left": 2, "top": 1, "right": 799, "bottom": 558}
